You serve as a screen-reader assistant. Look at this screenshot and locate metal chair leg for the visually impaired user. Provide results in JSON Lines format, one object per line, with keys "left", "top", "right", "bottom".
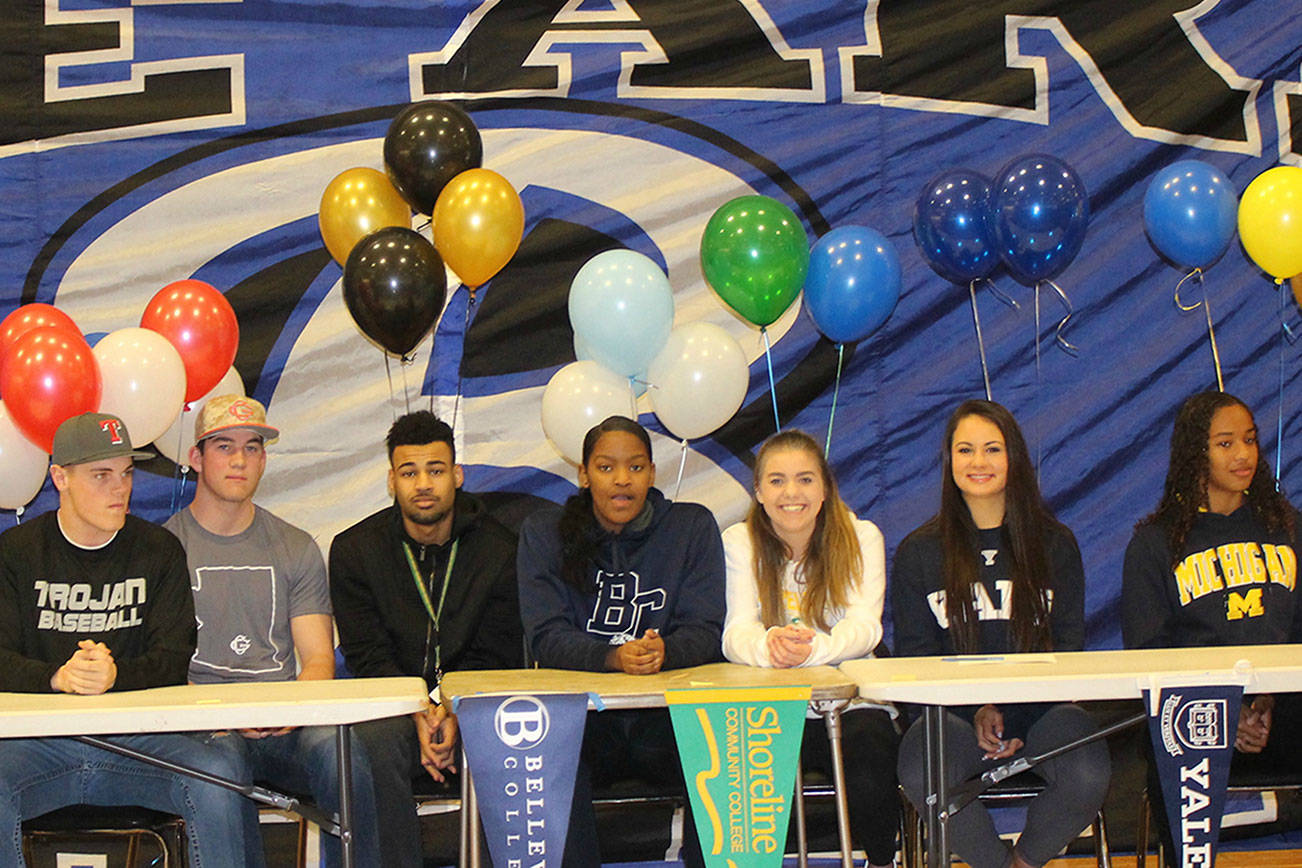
{"left": 794, "top": 755, "right": 808, "bottom": 868}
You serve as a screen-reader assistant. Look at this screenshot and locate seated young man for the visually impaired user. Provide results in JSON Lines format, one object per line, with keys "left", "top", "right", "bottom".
{"left": 0, "top": 412, "right": 253, "bottom": 867}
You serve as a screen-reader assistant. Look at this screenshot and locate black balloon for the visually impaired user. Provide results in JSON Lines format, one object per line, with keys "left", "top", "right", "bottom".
{"left": 383, "top": 101, "right": 482, "bottom": 215}
{"left": 343, "top": 227, "right": 447, "bottom": 356}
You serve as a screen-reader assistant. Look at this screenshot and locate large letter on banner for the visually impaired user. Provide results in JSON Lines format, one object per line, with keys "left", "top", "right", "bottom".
{"left": 1142, "top": 685, "right": 1243, "bottom": 867}
{"left": 457, "top": 693, "right": 588, "bottom": 867}
{"left": 667, "top": 686, "right": 811, "bottom": 868}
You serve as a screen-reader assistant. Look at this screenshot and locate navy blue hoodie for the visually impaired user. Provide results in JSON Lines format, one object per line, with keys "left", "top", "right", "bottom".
{"left": 517, "top": 488, "right": 725, "bottom": 672}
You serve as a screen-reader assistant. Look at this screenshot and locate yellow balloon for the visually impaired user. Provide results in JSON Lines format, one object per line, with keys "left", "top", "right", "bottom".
{"left": 319, "top": 168, "right": 412, "bottom": 265}
{"left": 432, "top": 168, "right": 525, "bottom": 288}
{"left": 1238, "top": 165, "right": 1302, "bottom": 281}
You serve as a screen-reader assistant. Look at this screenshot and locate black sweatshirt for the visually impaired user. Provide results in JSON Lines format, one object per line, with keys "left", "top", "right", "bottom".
{"left": 1123, "top": 505, "right": 1302, "bottom": 649}
{"left": 0, "top": 513, "right": 195, "bottom": 692}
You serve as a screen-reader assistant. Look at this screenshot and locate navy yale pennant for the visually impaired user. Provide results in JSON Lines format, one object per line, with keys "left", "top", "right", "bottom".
{"left": 458, "top": 693, "right": 588, "bottom": 868}
{"left": 1143, "top": 684, "right": 1243, "bottom": 867}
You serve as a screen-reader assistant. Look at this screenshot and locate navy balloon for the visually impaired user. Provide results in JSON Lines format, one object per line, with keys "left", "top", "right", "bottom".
{"left": 805, "top": 226, "right": 902, "bottom": 344}
{"left": 1143, "top": 160, "right": 1237, "bottom": 269}
{"left": 913, "top": 170, "right": 998, "bottom": 284}
{"left": 993, "top": 155, "right": 1089, "bottom": 284}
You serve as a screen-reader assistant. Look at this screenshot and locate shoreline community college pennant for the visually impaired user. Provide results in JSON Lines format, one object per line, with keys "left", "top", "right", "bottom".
{"left": 667, "top": 685, "right": 811, "bottom": 868}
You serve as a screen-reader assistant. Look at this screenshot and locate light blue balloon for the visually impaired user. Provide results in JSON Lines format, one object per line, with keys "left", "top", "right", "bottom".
{"left": 574, "top": 334, "right": 646, "bottom": 397}
{"left": 568, "top": 249, "right": 674, "bottom": 377}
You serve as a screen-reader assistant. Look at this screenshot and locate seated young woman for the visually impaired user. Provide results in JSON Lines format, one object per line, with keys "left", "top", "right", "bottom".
{"left": 721, "top": 429, "right": 899, "bottom": 868}
{"left": 1123, "top": 391, "right": 1302, "bottom": 864}
{"left": 517, "top": 415, "right": 724, "bottom": 868}
{"left": 893, "top": 399, "right": 1110, "bottom": 868}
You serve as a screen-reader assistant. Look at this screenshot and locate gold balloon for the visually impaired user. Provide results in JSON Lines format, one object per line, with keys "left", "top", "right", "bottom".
{"left": 432, "top": 168, "right": 524, "bottom": 288}
{"left": 319, "top": 168, "right": 412, "bottom": 265}
{"left": 1292, "top": 274, "right": 1302, "bottom": 311}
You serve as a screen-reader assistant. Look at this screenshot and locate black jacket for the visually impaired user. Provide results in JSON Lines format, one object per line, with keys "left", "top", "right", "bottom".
{"left": 329, "top": 491, "right": 523, "bottom": 689}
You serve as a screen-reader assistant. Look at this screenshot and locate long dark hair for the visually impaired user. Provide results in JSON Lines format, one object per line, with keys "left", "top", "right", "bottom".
{"left": 558, "top": 416, "right": 654, "bottom": 592}
{"left": 745, "top": 430, "right": 862, "bottom": 632}
{"left": 1139, "top": 391, "right": 1294, "bottom": 565}
{"left": 922, "top": 400, "right": 1059, "bottom": 652}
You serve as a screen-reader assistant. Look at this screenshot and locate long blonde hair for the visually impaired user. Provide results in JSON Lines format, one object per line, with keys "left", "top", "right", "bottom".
{"left": 745, "top": 430, "right": 862, "bottom": 631}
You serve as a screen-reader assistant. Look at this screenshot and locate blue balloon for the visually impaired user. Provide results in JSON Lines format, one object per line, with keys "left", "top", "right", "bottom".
{"left": 993, "top": 154, "right": 1089, "bottom": 284}
{"left": 913, "top": 170, "right": 998, "bottom": 284}
{"left": 1143, "top": 160, "right": 1237, "bottom": 269}
{"left": 804, "top": 226, "right": 901, "bottom": 344}
{"left": 568, "top": 249, "right": 674, "bottom": 377}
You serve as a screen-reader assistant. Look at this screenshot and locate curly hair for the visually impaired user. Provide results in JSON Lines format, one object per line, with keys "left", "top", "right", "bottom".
{"left": 386, "top": 411, "right": 454, "bottom": 463}
{"left": 744, "top": 430, "right": 862, "bottom": 632}
{"left": 921, "top": 400, "right": 1062, "bottom": 653}
{"left": 1139, "top": 391, "right": 1294, "bottom": 566}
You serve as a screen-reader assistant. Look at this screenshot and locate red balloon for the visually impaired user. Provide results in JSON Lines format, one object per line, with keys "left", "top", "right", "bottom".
{"left": 0, "top": 303, "right": 80, "bottom": 382}
{"left": 140, "top": 280, "right": 239, "bottom": 403}
{"left": 0, "top": 327, "right": 102, "bottom": 454}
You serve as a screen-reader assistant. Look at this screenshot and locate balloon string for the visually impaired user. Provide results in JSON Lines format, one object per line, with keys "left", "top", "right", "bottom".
{"left": 985, "top": 277, "right": 1021, "bottom": 312}
{"left": 169, "top": 465, "right": 188, "bottom": 516}
{"left": 1034, "top": 282, "right": 1043, "bottom": 476}
{"left": 968, "top": 279, "right": 993, "bottom": 402}
{"left": 1043, "top": 279, "right": 1078, "bottom": 354}
{"left": 384, "top": 351, "right": 397, "bottom": 421}
{"left": 401, "top": 357, "right": 412, "bottom": 415}
{"left": 824, "top": 343, "right": 844, "bottom": 457}
{"left": 451, "top": 289, "right": 475, "bottom": 428}
{"left": 1173, "top": 270, "right": 1223, "bottom": 392}
{"left": 1172, "top": 268, "right": 1203, "bottom": 312}
{"left": 1203, "top": 282, "right": 1224, "bottom": 393}
{"left": 673, "top": 438, "right": 688, "bottom": 501}
{"left": 1279, "top": 282, "right": 1286, "bottom": 484}
{"left": 761, "top": 327, "right": 781, "bottom": 433}
{"left": 14, "top": 505, "right": 24, "bottom": 525}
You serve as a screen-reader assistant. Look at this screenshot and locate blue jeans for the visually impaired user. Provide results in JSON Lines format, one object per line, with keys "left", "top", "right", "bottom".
{"left": 203, "top": 726, "right": 380, "bottom": 868}
{"left": 0, "top": 733, "right": 254, "bottom": 868}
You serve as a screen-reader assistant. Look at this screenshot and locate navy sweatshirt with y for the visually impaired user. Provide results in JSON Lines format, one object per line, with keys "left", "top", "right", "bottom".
{"left": 517, "top": 488, "right": 725, "bottom": 672}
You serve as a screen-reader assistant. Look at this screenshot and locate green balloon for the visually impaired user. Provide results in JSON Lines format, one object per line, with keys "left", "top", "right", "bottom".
{"left": 703, "top": 195, "right": 802, "bottom": 327}
{"left": 700, "top": 195, "right": 810, "bottom": 327}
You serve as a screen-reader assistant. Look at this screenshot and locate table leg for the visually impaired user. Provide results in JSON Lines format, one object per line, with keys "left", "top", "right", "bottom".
{"left": 794, "top": 754, "right": 808, "bottom": 868}
{"left": 815, "top": 700, "right": 854, "bottom": 868}
{"left": 465, "top": 750, "right": 482, "bottom": 868}
{"left": 337, "top": 723, "right": 354, "bottom": 868}
{"left": 922, "top": 705, "right": 948, "bottom": 868}
{"left": 459, "top": 754, "right": 470, "bottom": 868}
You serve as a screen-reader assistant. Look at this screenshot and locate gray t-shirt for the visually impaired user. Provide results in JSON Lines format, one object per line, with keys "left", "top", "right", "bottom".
{"left": 165, "top": 506, "right": 331, "bottom": 684}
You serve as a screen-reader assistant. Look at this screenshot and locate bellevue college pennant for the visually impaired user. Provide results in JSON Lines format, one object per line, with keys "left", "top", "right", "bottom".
{"left": 1142, "top": 684, "right": 1243, "bottom": 867}
{"left": 458, "top": 693, "right": 588, "bottom": 867}
{"left": 667, "top": 686, "right": 811, "bottom": 868}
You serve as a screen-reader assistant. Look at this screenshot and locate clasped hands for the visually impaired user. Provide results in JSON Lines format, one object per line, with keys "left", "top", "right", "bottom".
{"left": 766, "top": 624, "right": 814, "bottom": 668}
{"left": 51, "top": 639, "right": 117, "bottom": 695}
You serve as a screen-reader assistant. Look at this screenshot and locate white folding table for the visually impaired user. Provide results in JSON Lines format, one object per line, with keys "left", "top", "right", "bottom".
{"left": 0, "top": 676, "right": 428, "bottom": 868}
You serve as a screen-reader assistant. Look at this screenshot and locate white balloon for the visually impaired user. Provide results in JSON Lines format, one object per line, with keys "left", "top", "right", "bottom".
{"left": 541, "top": 361, "right": 636, "bottom": 464}
{"left": 93, "top": 327, "right": 187, "bottom": 447}
{"left": 0, "top": 400, "right": 49, "bottom": 510}
{"left": 648, "top": 322, "right": 749, "bottom": 440}
{"left": 153, "top": 365, "right": 245, "bottom": 465}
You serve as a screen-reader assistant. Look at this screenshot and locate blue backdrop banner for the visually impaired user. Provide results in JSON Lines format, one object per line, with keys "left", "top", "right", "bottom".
{"left": 2, "top": 1, "right": 1302, "bottom": 649}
